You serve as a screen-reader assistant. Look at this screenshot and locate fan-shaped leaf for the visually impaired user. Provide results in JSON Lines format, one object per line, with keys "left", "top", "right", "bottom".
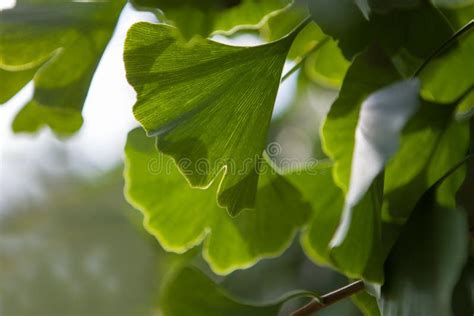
{"left": 124, "top": 128, "right": 309, "bottom": 275}
{"left": 0, "top": 0, "right": 125, "bottom": 134}
{"left": 124, "top": 22, "right": 300, "bottom": 215}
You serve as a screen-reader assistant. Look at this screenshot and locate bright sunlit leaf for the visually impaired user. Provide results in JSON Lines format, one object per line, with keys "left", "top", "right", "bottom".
{"left": 130, "top": 0, "right": 291, "bottom": 38}
{"left": 0, "top": 0, "right": 125, "bottom": 134}
{"left": 124, "top": 22, "right": 301, "bottom": 215}
{"left": 124, "top": 128, "right": 309, "bottom": 275}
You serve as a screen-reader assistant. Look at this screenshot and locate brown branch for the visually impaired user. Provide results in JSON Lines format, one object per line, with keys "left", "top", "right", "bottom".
{"left": 290, "top": 280, "right": 365, "bottom": 316}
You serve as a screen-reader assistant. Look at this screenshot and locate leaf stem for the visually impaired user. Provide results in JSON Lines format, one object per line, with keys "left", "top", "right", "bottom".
{"left": 290, "top": 280, "right": 365, "bottom": 316}
{"left": 413, "top": 19, "right": 474, "bottom": 77}
{"left": 282, "top": 37, "right": 330, "bottom": 82}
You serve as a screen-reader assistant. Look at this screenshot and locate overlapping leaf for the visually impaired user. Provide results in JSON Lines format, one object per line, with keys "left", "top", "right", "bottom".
{"left": 321, "top": 47, "right": 400, "bottom": 193}
{"left": 124, "top": 22, "right": 301, "bottom": 215}
{"left": 301, "top": 46, "right": 421, "bottom": 282}
{"left": 330, "top": 79, "right": 420, "bottom": 246}
{"left": 260, "top": 1, "right": 350, "bottom": 88}
{"left": 0, "top": 67, "right": 37, "bottom": 104}
{"left": 0, "top": 0, "right": 125, "bottom": 134}
{"left": 161, "top": 266, "right": 316, "bottom": 316}
{"left": 124, "top": 128, "right": 309, "bottom": 275}
{"left": 308, "top": 1, "right": 453, "bottom": 59}
{"left": 130, "top": 0, "right": 291, "bottom": 38}
{"left": 305, "top": 39, "right": 350, "bottom": 88}
{"left": 259, "top": 1, "right": 325, "bottom": 59}
{"left": 288, "top": 163, "right": 384, "bottom": 283}
{"left": 419, "top": 5, "right": 474, "bottom": 103}
{"left": 380, "top": 180, "right": 469, "bottom": 315}
{"left": 383, "top": 103, "right": 469, "bottom": 221}
{"left": 455, "top": 90, "right": 474, "bottom": 121}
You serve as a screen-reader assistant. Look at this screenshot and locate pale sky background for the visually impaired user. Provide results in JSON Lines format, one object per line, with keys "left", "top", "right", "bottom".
{"left": 0, "top": 2, "right": 297, "bottom": 211}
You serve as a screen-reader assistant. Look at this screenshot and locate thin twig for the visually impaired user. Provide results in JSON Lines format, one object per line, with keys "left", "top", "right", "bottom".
{"left": 413, "top": 20, "right": 474, "bottom": 77}
{"left": 281, "top": 37, "right": 330, "bottom": 82}
{"left": 290, "top": 280, "right": 365, "bottom": 316}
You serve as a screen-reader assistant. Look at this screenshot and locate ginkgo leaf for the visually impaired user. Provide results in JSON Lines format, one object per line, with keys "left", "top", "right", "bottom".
{"left": 161, "top": 266, "right": 316, "bottom": 316}
{"left": 317, "top": 48, "right": 420, "bottom": 281}
{"left": 305, "top": 39, "right": 350, "bottom": 88}
{"left": 0, "top": 67, "right": 37, "bottom": 104}
{"left": 0, "top": 0, "right": 125, "bottom": 134}
{"left": 288, "top": 163, "right": 384, "bottom": 283}
{"left": 12, "top": 100, "right": 83, "bottom": 135}
{"left": 124, "top": 128, "right": 309, "bottom": 275}
{"left": 419, "top": 6, "right": 474, "bottom": 104}
{"left": 352, "top": 290, "right": 381, "bottom": 316}
{"left": 330, "top": 79, "right": 420, "bottom": 247}
{"left": 380, "top": 181, "right": 469, "bottom": 316}
{"left": 383, "top": 103, "right": 469, "bottom": 221}
{"left": 309, "top": 1, "right": 453, "bottom": 59}
{"left": 308, "top": 0, "right": 370, "bottom": 59}
{"left": 259, "top": 2, "right": 326, "bottom": 60}
{"left": 322, "top": 46, "right": 400, "bottom": 193}
{"left": 124, "top": 22, "right": 302, "bottom": 215}
{"left": 130, "top": 0, "right": 291, "bottom": 38}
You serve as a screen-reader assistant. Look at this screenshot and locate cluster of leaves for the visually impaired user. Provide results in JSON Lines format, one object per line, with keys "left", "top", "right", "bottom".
{"left": 2, "top": 0, "right": 474, "bottom": 315}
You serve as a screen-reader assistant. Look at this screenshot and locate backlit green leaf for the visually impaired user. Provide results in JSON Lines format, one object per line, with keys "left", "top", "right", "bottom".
{"left": 12, "top": 100, "right": 83, "bottom": 135}
{"left": 124, "top": 128, "right": 310, "bottom": 275}
{"left": 419, "top": 6, "right": 474, "bottom": 103}
{"left": 124, "top": 22, "right": 300, "bottom": 215}
{"left": 131, "top": 0, "right": 291, "bottom": 38}
{"left": 0, "top": 0, "right": 125, "bottom": 134}
{"left": 259, "top": 2, "right": 326, "bottom": 60}
{"left": 288, "top": 163, "right": 384, "bottom": 283}
{"left": 304, "top": 39, "right": 350, "bottom": 88}
{"left": 383, "top": 103, "right": 469, "bottom": 221}
{"left": 455, "top": 90, "right": 474, "bottom": 121}
{"left": 0, "top": 67, "right": 37, "bottom": 104}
